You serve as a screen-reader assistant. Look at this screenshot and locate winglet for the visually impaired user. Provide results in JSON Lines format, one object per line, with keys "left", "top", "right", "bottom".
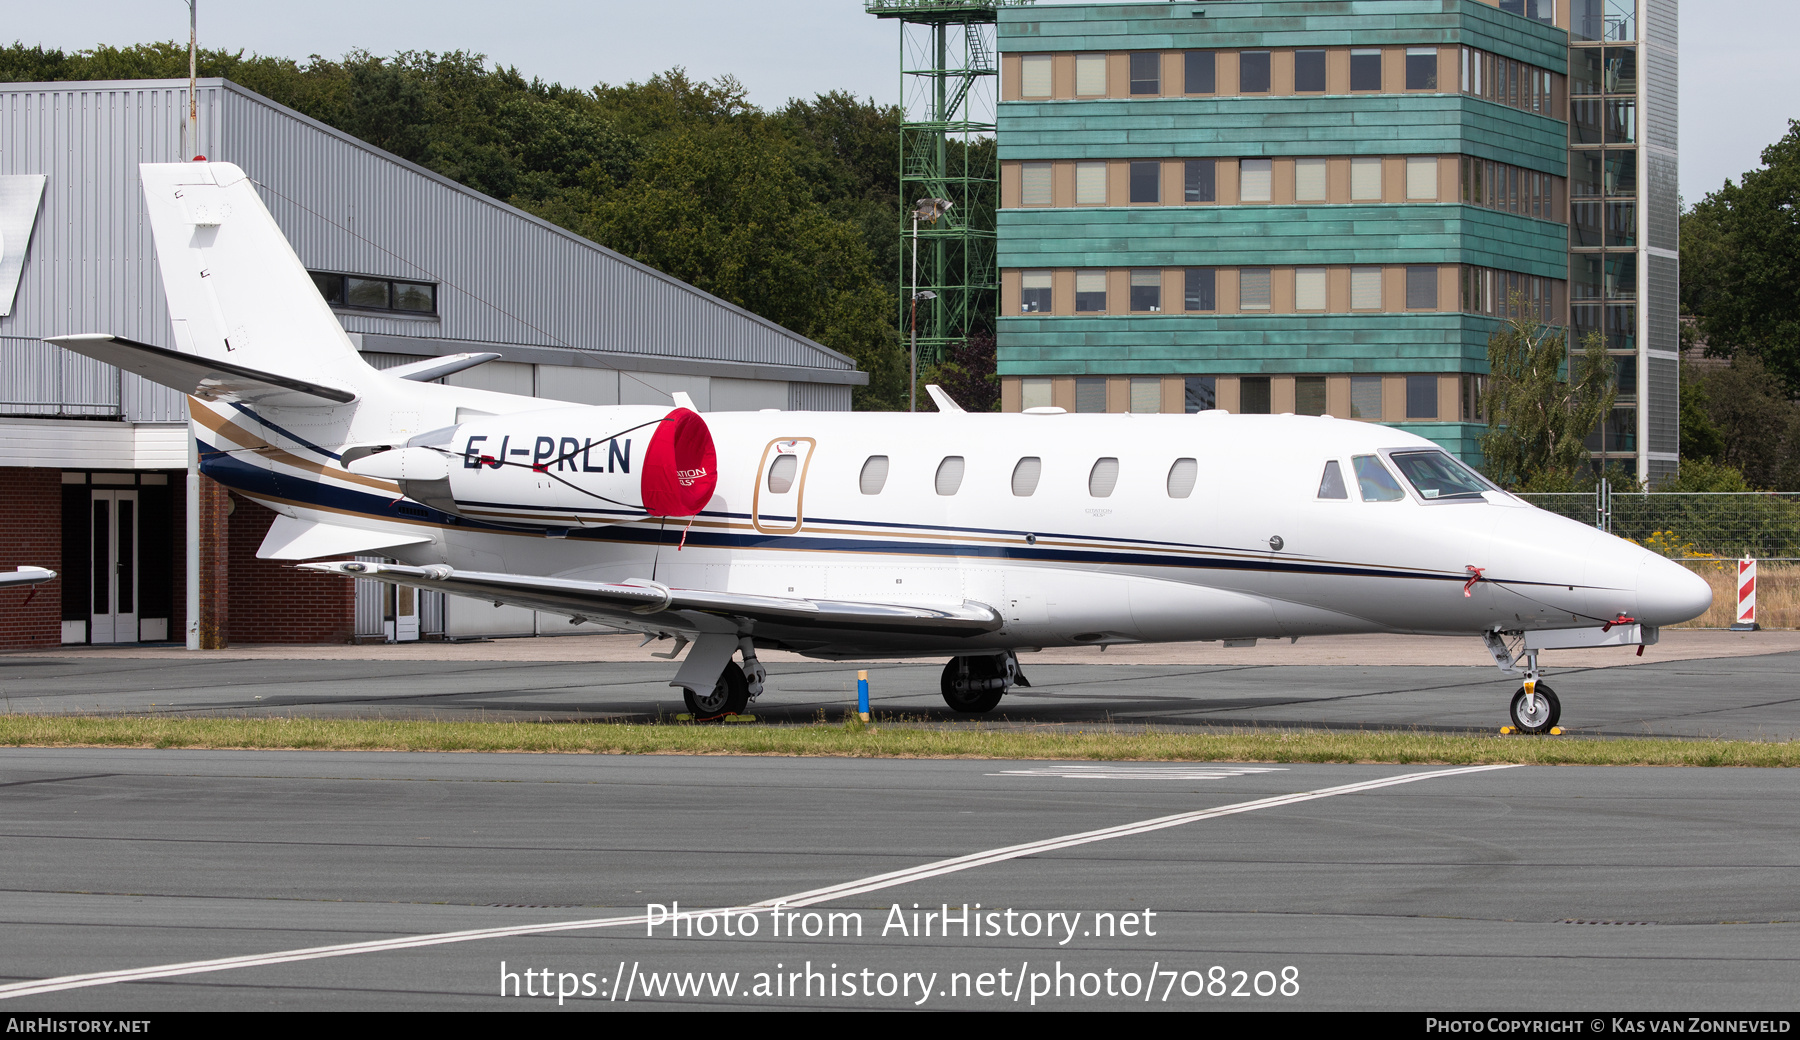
{"left": 925, "top": 385, "right": 965, "bottom": 413}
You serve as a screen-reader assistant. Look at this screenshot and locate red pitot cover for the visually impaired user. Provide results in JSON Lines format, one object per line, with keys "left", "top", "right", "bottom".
{"left": 640, "top": 408, "right": 718, "bottom": 517}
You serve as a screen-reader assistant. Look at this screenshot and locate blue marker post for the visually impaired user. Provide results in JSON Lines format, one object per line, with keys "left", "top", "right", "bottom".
{"left": 857, "top": 669, "right": 870, "bottom": 723}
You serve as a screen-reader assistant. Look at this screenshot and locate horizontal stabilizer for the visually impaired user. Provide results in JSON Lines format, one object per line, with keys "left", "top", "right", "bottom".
{"left": 258, "top": 516, "right": 430, "bottom": 561}
{"left": 383, "top": 352, "right": 502, "bottom": 383}
{"left": 298, "top": 560, "right": 1003, "bottom": 635}
{"left": 0, "top": 566, "right": 55, "bottom": 590}
{"left": 45, "top": 334, "right": 357, "bottom": 407}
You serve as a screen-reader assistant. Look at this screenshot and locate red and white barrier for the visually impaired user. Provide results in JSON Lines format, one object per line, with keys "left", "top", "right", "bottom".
{"left": 1734, "top": 557, "right": 1759, "bottom": 631}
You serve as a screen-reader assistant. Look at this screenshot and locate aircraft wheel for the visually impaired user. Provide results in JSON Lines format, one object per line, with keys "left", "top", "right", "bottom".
{"left": 1508, "top": 684, "right": 1561, "bottom": 734}
{"left": 940, "top": 656, "right": 1005, "bottom": 714}
{"left": 684, "top": 661, "right": 750, "bottom": 719}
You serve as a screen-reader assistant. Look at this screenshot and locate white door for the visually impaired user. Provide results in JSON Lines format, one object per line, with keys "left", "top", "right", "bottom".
{"left": 752, "top": 438, "right": 816, "bottom": 534}
{"left": 392, "top": 582, "right": 420, "bottom": 642}
{"left": 89, "top": 490, "right": 139, "bottom": 644}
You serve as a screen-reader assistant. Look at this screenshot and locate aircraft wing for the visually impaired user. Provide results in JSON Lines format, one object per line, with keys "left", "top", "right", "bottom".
{"left": 297, "top": 560, "right": 1004, "bottom": 638}
{"left": 46, "top": 334, "right": 357, "bottom": 406}
{"left": 0, "top": 566, "right": 56, "bottom": 590}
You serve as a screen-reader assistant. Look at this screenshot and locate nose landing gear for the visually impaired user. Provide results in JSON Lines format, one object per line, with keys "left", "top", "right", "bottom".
{"left": 1509, "top": 677, "right": 1561, "bottom": 734}
{"left": 1483, "top": 631, "right": 1562, "bottom": 734}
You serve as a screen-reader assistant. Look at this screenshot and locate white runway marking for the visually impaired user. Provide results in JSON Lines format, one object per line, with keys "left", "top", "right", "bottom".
{"left": 987, "top": 764, "right": 1288, "bottom": 780}
{"left": 0, "top": 763, "right": 1517, "bottom": 1000}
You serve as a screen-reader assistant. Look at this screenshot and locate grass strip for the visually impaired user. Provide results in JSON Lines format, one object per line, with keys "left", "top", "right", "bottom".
{"left": 0, "top": 715, "right": 1795, "bottom": 766}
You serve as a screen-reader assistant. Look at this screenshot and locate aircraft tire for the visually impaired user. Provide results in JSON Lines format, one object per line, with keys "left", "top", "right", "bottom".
{"left": 684, "top": 662, "right": 750, "bottom": 719}
{"left": 940, "top": 657, "right": 1005, "bottom": 714}
{"left": 1508, "top": 684, "right": 1561, "bottom": 734}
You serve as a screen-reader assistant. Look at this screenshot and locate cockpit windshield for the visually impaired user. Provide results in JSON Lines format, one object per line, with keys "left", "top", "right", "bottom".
{"left": 1389, "top": 450, "right": 1492, "bottom": 501}
{"left": 1352, "top": 455, "right": 1406, "bottom": 502}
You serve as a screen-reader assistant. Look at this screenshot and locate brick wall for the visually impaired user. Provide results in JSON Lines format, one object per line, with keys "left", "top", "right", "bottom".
{"left": 0, "top": 468, "right": 64, "bottom": 650}
{"left": 197, "top": 476, "right": 230, "bottom": 648}
{"left": 226, "top": 495, "right": 355, "bottom": 644}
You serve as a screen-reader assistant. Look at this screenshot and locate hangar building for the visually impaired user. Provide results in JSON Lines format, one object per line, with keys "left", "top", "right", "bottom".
{"left": 0, "top": 77, "right": 865, "bottom": 650}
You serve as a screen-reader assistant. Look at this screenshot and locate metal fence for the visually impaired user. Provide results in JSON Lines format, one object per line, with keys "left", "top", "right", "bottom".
{"left": 1518, "top": 482, "right": 1800, "bottom": 560}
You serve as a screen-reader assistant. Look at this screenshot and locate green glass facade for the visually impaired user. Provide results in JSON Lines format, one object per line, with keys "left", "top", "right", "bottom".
{"left": 994, "top": 1, "right": 1601, "bottom": 468}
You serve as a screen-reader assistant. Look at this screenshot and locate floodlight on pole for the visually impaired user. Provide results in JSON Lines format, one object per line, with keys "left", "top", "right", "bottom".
{"left": 908, "top": 198, "right": 953, "bottom": 412}
{"left": 185, "top": 1, "right": 199, "bottom": 160}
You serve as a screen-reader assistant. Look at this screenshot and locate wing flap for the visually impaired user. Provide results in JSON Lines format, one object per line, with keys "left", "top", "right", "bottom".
{"left": 257, "top": 516, "right": 431, "bottom": 561}
{"left": 46, "top": 334, "right": 357, "bottom": 406}
{"left": 297, "top": 560, "right": 1003, "bottom": 635}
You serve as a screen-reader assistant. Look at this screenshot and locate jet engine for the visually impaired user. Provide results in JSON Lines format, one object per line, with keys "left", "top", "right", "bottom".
{"left": 346, "top": 404, "right": 718, "bottom": 527}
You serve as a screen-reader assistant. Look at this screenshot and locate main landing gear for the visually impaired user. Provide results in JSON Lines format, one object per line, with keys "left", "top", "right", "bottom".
{"left": 1482, "top": 631, "right": 1561, "bottom": 734}
{"left": 941, "top": 651, "right": 1028, "bottom": 714}
{"left": 674, "top": 634, "right": 766, "bottom": 720}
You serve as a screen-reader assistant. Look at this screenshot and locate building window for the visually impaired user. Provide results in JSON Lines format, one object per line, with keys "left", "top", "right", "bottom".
{"left": 1075, "top": 162, "right": 1107, "bottom": 204}
{"left": 1350, "top": 49, "right": 1382, "bottom": 91}
{"left": 1076, "top": 53, "right": 1107, "bottom": 96}
{"left": 1130, "top": 270, "right": 1161, "bottom": 312}
{"left": 1020, "top": 162, "right": 1052, "bottom": 206}
{"left": 1130, "top": 52, "right": 1160, "bottom": 95}
{"left": 1184, "top": 376, "right": 1216, "bottom": 412}
{"left": 1239, "top": 51, "right": 1271, "bottom": 93}
{"left": 1350, "top": 157, "right": 1382, "bottom": 201}
{"left": 1021, "top": 377, "right": 1053, "bottom": 410}
{"left": 1184, "top": 160, "right": 1215, "bottom": 203}
{"left": 1573, "top": 0, "right": 1634, "bottom": 42}
{"left": 1184, "top": 269, "right": 1216, "bottom": 312}
{"left": 1405, "top": 157, "right": 1438, "bottom": 200}
{"left": 1130, "top": 378, "right": 1161, "bottom": 413}
{"left": 1295, "top": 376, "right": 1327, "bottom": 416}
{"left": 1129, "top": 161, "right": 1160, "bottom": 204}
{"left": 1462, "top": 374, "right": 1487, "bottom": 422}
{"left": 312, "top": 272, "right": 437, "bottom": 315}
{"left": 1075, "top": 377, "right": 1107, "bottom": 413}
{"left": 1185, "top": 50, "right": 1215, "bottom": 93}
{"left": 1406, "top": 375, "right": 1439, "bottom": 419}
{"left": 1295, "top": 157, "right": 1327, "bottom": 202}
{"left": 1239, "top": 377, "right": 1272, "bottom": 414}
{"left": 1350, "top": 376, "right": 1383, "bottom": 419}
{"left": 1405, "top": 47, "right": 1439, "bottom": 91}
{"left": 1406, "top": 267, "right": 1439, "bottom": 310}
{"left": 1605, "top": 201, "right": 1636, "bottom": 247}
{"left": 1502, "top": 0, "right": 1556, "bottom": 24}
{"left": 1350, "top": 267, "right": 1383, "bottom": 310}
{"left": 1021, "top": 55, "right": 1052, "bottom": 98}
{"left": 1239, "top": 159, "right": 1272, "bottom": 202}
{"left": 1295, "top": 268, "right": 1326, "bottom": 311}
{"left": 1295, "top": 49, "right": 1326, "bottom": 92}
{"left": 1021, "top": 271, "right": 1053, "bottom": 314}
{"left": 1239, "top": 269, "right": 1271, "bottom": 311}
{"left": 1075, "top": 271, "right": 1107, "bottom": 312}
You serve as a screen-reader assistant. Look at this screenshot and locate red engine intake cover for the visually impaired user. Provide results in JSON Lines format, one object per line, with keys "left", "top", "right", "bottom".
{"left": 640, "top": 408, "right": 718, "bottom": 517}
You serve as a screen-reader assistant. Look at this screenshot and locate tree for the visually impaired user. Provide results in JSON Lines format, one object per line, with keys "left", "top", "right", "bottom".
{"left": 1479, "top": 305, "right": 1615, "bottom": 490}
{"left": 921, "top": 333, "right": 1000, "bottom": 412}
{"left": 1681, "top": 119, "right": 1800, "bottom": 394}
{"left": 1683, "top": 355, "right": 1800, "bottom": 489}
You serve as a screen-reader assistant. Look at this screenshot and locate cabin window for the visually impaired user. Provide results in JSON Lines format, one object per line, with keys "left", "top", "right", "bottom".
{"left": 767, "top": 453, "right": 798, "bottom": 494}
{"left": 1352, "top": 454, "right": 1406, "bottom": 501}
{"left": 1390, "top": 450, "right": 1490, "bottom": 500}
{"left": 1011, "top": 457, "right": 1042, "bottom": 497}
{"left": 935, "top": 456, "right": 965, "bottom": 496}
{"left": 1317, "top": 460, "right": 1349, "bottom": 499}
{"left": 1088, "top": 457, "right": 1120, "bottom": 497}
{"left": 859, "top": 455, "right": 889, "bottom": 495}
{"left": 1166, "top": 458, "right": 1198, "bottom": 498}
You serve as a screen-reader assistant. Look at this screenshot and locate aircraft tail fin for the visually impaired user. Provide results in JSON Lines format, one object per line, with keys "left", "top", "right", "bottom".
{"left": 138, "top": 161, "right": 373, "bottom": 394}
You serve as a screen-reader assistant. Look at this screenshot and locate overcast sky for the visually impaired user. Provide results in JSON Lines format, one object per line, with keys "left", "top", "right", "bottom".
{"left": 8, "top": 0, "right": 1795, "bottom": 203}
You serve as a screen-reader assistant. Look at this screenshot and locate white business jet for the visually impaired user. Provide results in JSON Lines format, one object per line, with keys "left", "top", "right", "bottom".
{"left": 47, "top": 163, "right": 1711, "bottom": 732}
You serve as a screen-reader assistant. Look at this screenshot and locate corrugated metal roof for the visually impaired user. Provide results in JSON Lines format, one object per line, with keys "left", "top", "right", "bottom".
{"left": 0, "top": 77, "right": 864, "bottom": 422}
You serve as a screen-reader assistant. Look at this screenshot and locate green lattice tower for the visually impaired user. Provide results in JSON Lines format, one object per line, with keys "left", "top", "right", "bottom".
{"left": 866, "top": 0, "right": 1027, "bottom": 364}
